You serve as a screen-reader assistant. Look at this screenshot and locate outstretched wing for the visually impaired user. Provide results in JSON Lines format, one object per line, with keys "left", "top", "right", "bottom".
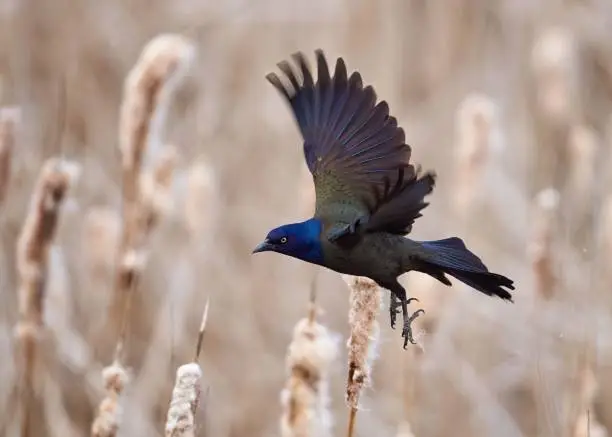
{"left": 362, "top": 168, "right": 436, "bottom": 236}
{"left": 266, "top": 50, "right": 415, "bottom": 228}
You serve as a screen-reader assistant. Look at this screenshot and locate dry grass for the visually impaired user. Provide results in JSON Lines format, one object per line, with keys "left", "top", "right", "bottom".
{"left": 1, "top": 1, "right": 612, "bottom": 437}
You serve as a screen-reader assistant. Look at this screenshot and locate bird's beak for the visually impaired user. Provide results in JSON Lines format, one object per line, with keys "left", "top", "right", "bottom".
{"left": 252, "top": 240, "right": 273, "bottom": 254}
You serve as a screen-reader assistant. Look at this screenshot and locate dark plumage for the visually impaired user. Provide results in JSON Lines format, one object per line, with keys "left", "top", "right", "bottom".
{"left": 253, "top": 50, "right": 515, "bottom": 348}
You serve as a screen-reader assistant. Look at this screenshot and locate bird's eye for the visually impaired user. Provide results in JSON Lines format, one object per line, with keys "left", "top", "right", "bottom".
{"left": 280, "top": 236, "right": 288, "bottom": 244}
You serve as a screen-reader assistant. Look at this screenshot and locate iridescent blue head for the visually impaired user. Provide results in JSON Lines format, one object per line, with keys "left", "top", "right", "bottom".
{"left": 252, "top": 218, "right": 324, "bottom": 265}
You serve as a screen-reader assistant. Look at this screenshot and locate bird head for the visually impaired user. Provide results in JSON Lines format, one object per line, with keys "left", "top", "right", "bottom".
{"left": 252, "top": 218, "right": 324, "bottom": 265}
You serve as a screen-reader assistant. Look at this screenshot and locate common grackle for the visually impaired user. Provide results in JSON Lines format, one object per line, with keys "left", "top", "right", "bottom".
{"left": 253, "top": 50, "right": 515, "bottom": 349}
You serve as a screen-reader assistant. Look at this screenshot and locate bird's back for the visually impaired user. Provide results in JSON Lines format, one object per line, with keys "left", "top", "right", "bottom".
{"left": 319, "top": 227, "right": 418, "bottom": 280}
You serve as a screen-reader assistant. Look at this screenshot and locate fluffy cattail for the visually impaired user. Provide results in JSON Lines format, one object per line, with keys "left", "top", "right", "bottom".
{"left": 280, "top": 303, "right": 338, "bottom": 437}
{"left": 91, "top": 362, "right": 130, "bottom": 437}
{"left": 108, "top": 33, "right": 195, "bottom": 352}
{"left": 0, "top": 106, "right": 20, "bottom": 206}
{"left": 527, "top": 188, "right": 559, "bottom": 300}
{"left": 165, "top": 300, "right": 208, "bottom": 437}
{"left": 166, "top": 364, "right": 202, "bottom": 437}
{"left": 14, "top": 158, "right": 80, "bottom": 437}
{"left": 343, "top": 275, "right": 383, "bottom": 437}
{"left": 453, "top": 93, "right": 500, "bottom": 220}
{"left": 116, "top": 33, "right": 195, "bottom": 293}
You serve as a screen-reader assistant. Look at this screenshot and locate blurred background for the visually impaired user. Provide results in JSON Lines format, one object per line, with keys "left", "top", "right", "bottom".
{"left": 1, "top": 0, "right": 612, "bottom": 436}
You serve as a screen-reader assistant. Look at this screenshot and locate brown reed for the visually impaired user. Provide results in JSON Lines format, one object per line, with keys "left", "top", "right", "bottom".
{"left": 14, "top": 158, "right": 80, "bottom": 437}
{"left": 343, "top": 275, "right": 383, "bottom": 437}
{"left": 90, "top": 361, "right": 130, "bottom": 437}
{"left": 280, "top": 290, "right": 338, "bottom": 437}
{"left": 110, "top": 33, "right": 196, "bottom": 347}
{"left": 165, "top": 298, "right": 209, "bottom": 437}
{"left": 92, "top": 32, "right": 196, "bottom": 437}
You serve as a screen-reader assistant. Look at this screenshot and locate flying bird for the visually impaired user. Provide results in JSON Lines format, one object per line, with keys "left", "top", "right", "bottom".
{"left": 253, "top": 50, "right": 515, "bottom": 348}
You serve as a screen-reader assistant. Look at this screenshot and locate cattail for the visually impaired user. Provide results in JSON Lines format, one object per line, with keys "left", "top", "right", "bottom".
{"left": 166, "top": 364, "right": 202, "bottom": 437}
{"left": 0, "top": 106, "right": 20, "bottom": 206}
{"left": 116, "top": 33, "right": 195, "bottom": 292}
{"left": 453, "top": 93, "right": 500, "bottom": 220}
{"left": 527, "top": 188, "right": 559, "bottom": 300}
{"left": 165, "top": 300, "right": 209, "bottom": 437}
{"left": 14, "top": 157, "right": 80, "bottom": 437}
{"left": 90, "top": 361, "right": 130, "bottom": 437}
{"left": 343, "top": 275, "right": 383, "bottom": 437}
{"left": 109, "top": 32, "right": 196, "bottom": 349}
{"left": 531, "top": 26, "right": 578, "bottom": 124}
{"left": 280, "top": 298, "right": 338, "bottom": 437}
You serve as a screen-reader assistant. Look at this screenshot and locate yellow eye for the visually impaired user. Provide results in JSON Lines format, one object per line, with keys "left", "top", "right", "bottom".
{"left": 280, "top": 237, "right": 288, "bottom": 244}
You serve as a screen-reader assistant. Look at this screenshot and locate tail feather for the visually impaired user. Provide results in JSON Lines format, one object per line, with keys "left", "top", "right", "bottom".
{"left": 415, "top": 237, "right": 515, "bottom": 301}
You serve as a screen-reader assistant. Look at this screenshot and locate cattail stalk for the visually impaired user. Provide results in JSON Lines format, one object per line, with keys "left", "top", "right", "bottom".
{"left": 0, "top": 107, "right": 20, "bottom": 206}
{"left": 165, "top": 299, "right": 209, "bottom": 437}
{"left": 93, "top": 33, "right": 195, "bottom": 437}
{"left": 14, "top": 158, "right": 80, "bottom": 437}
{"left": 110, "top": 33, "right": 195, "bottom": 348}
{"left": 344, "top": 276, "right": 383, "bottom": 437}
{"left": 280, "top": 289, "right": 338, "bottom": 437}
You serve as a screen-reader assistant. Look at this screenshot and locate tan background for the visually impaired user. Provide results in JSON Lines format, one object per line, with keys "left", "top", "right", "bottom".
{"left": 1, "top": 0, "right": 612, "bottom": 436}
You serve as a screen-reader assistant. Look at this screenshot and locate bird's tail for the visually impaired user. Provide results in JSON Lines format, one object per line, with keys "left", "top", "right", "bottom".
{"left": 413, "top": 237, "right": 515, "bottom": 301}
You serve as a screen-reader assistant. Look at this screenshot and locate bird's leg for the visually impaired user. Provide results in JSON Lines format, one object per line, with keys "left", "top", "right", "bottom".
{"left": 389, "top": 293, "right": 419, "bottom": 330}
{"left": 389, "top": 293, "right": 400, "bottom": 329}
{"left": 385, "top": 282, "right": 424, "bottom": 349}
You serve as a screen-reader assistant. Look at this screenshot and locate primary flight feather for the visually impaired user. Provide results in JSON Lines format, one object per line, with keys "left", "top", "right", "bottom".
{"left": 253, "top": 50, "right": 515, "bottom": 348}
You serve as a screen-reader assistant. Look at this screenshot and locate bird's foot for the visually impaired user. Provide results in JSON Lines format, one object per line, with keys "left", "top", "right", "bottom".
{"left": 401, "top": 306, "right": 425, "bottom": 349}
{"left": 389, "top": 294, "right": 419, "bottom": 330}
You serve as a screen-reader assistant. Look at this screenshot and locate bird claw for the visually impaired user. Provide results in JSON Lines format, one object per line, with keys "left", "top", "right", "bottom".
{"left": 401, "top": 308, "right": 425, "bottom": 349}
{"left": 389, "top": 294, "right": 419, "bottom": 330}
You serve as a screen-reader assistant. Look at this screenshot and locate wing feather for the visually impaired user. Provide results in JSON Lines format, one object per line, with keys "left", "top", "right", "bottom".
{"left": 267, "top": 49, "right": 427, "bottom": 232}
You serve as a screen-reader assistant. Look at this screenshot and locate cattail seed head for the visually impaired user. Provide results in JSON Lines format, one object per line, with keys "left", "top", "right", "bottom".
{"left": 281, "top": 316, "right": 338, "bottom": 437}
{"left": 165, "top": 363, "right": 203, "bottom": 437}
